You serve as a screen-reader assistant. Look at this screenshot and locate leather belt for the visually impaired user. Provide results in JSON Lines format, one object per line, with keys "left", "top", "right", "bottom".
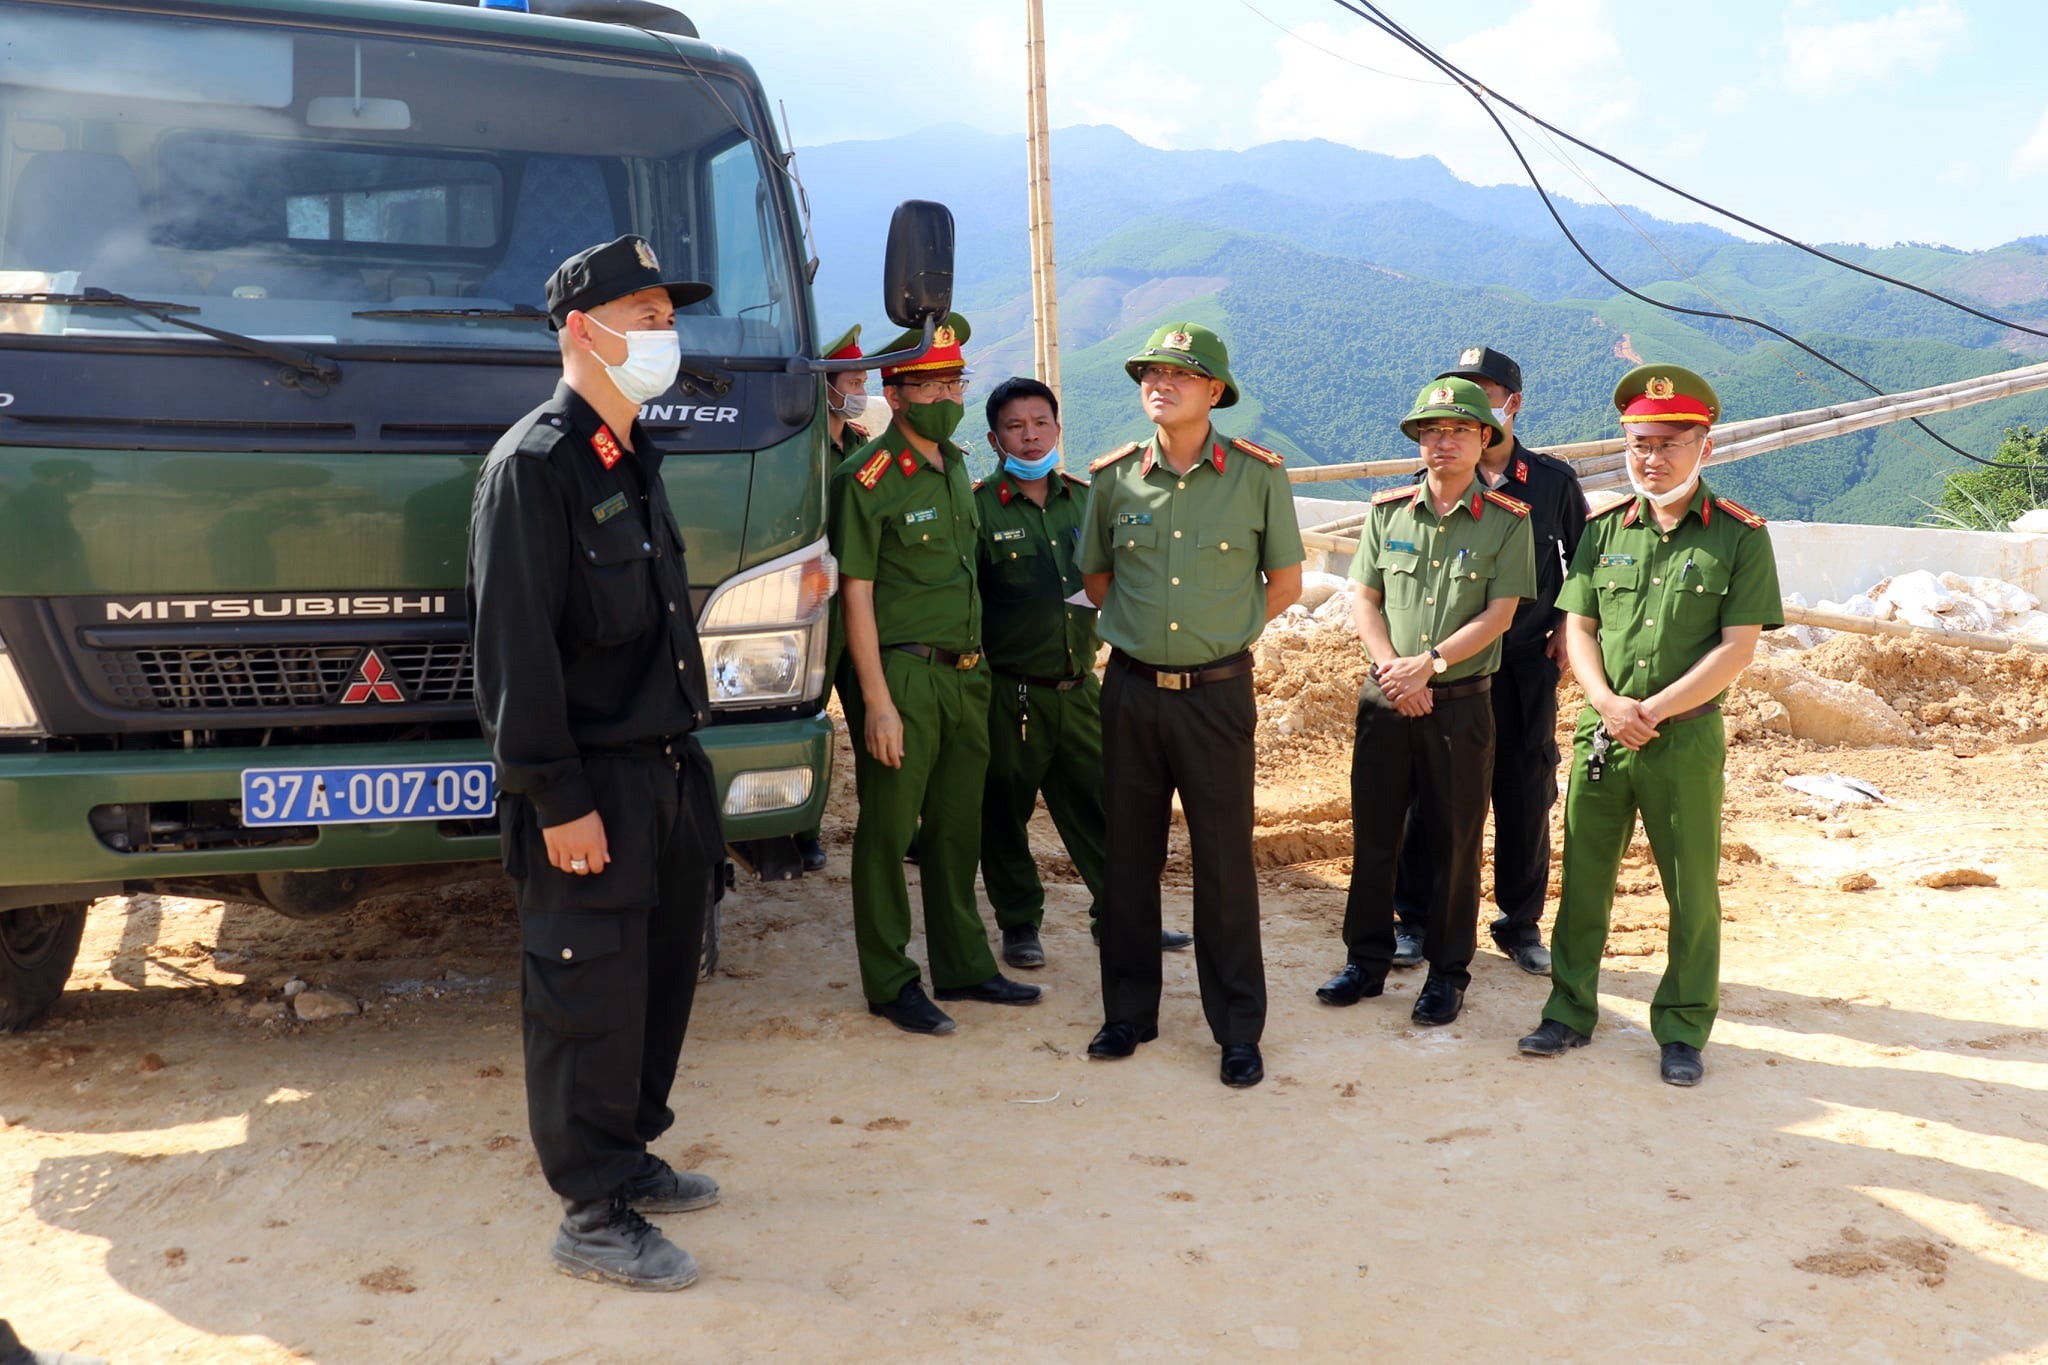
{"left": 1111, "top": 647, "right": 1253, "bottom": 692}
{"left": 1427, "top": 676, "right": 1492, "bottom": 700}
{"left": 1664, "top": 700, "right": 1721, "bottom": 722}
{"left": 891, "top": 643, "right": 982, "bottom": 670}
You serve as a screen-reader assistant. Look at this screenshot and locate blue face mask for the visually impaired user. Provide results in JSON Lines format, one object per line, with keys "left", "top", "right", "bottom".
{"left": 1002, "top": 447, "right": 1061, "bottom": 480}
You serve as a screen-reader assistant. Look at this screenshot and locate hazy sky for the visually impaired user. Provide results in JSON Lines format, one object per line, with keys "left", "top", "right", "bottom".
{"left": 684, "top": 0, "right": 2048, "bottom": 252}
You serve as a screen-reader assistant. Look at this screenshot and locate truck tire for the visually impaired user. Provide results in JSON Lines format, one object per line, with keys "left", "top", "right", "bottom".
{"left": 0, "top": 901, "right": 90, "bottom": 1033}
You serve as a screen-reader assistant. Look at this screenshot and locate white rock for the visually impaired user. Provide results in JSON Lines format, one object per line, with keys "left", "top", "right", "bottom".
{"left": 1878, "top": 569, "right": 1952, "bottom": 617}
{"left": 2010, "top": 610, "right": 2048, "bottom": 642}
{"left": 1295, "top": 570, "right": 1349, "bottom": 612}
{"left": 1965, "top": 576, "right": 2038, "bottom": 617}
{"left": 2009, "top": 508, "right": 2048, "bottom": 533}
{"left": 282, "top": 977, "right": 307, "bottom": 999}
{"left": 293, "top": 988, "right": 361, "bottom": 1022}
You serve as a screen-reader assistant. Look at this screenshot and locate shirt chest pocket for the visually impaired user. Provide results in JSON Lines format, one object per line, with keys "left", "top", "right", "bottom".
{"left": 891, "top": 513, "right": 957, "bottom": 584}
{"left": 571, "top": 519, "right": 657, "bottom": 646}
{"left": 1671, "top": 551, "right": 1732, "bottom": 625}
{"left": 1593, "top": 559, "right": 1645, "bottom": 632}
{"left": 1378, "top": 549, "right": 1422, "bottom": 610}
{"left": 1198, "top": 526, "right": 1254, "bottom": 590}
{"left": 985, "top": 534, "right": 1043, "bottom": 594}
{"left": 1445, "top": 551, "right": 1498, "bottom": 615}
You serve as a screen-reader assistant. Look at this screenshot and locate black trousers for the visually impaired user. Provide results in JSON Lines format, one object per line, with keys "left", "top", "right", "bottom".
{"left": 1099, "top": 653, "right": 1265, "bottom": 1046}
{"left": 1345, "top": 684, "right": 1495, "bottom": 988}
{"left": 1394, "top": 646, "right": 1560, "bottom": 947}
{"left": 506, "top": 746, "right": 721, "bottom": 1205}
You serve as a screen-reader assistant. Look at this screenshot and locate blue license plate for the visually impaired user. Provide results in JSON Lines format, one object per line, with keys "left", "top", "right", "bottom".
{"left": 240, "top": 762, "right": 496, "bottom": 827}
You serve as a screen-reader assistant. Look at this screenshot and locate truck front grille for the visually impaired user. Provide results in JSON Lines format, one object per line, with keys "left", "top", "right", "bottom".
{"left": 90, "top": 642, "right": 474, "bottom": 712}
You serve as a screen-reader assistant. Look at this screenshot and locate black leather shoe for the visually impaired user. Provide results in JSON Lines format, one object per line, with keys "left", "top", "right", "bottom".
{"left": 867, "top": 981, "right": 955, "bottom": 1035}
{"left": 1087, "top": 1020, "right": 1157, "bottom": 1059}
{"left": 1660, "top": 1041, "right": 1705, "bottom": 1087}
{"left": 797, "top": 833, "right": 827, "bottom": 873}
{"left": 1219, "top": 1043, "right": 1264, "bottom": 1088}
{"left": 1314, "top": 962, "right": 1384, "bottom": 1007}
{"left": 1392, "top": 926, "right": 1425, "bottom": 968}
{"left": 1002, "top": 924, "right": 1046, "bottom": 969}
{"left": 1518, "top": 1018, "right": 1590, "bottom": 1056}
{"left": 1497, "top": 938, "right": 1552, "bottom": 976}
{"left": 1160, "top": 929, "right": 1193, "bottom": 952}
{"left": 935, "top": 972, "right": 1042, "bottom": 1006}
{"left": 1410, "top": 975, "right": 1465, "bottom": 1026}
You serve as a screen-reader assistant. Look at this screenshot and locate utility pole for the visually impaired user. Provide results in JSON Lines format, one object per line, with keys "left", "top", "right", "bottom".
{"left": 1024, "top": 0, "right": 1061, "bottom": 397}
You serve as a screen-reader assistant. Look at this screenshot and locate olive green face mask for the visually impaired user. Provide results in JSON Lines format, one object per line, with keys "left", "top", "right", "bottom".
{"left": 904, "top": 398, "right": 965, "bottom": 442}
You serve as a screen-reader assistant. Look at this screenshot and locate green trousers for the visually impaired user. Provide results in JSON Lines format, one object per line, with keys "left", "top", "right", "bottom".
{"left": 1543, "top": 706, "right": 1726, "bottom": 1049}
{"left": 843, "top": 649, "right": 998, "bottom": 1003}
{"left": 981, "top": 670, "right": 1109, "bottom": 933}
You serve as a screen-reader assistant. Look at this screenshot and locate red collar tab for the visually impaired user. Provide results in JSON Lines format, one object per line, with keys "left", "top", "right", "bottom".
{"left": 1211, "top": 442, "right": 1226, "bottom": 474}
{"left": 998, "top": 480, "right": 1014, "bottom": 506}
{"left": 591, "top": 425, "right": 624, "bottom": 470}
{"left": 1622, "top": 500, "right": 1642, "bottom": 527}
{"left": 897, "top": 450, "right": 920, "bottom": 478}
{"left": 1139, "top": 442, "right": 1157, "bottom": 477}
{"left": 1699, "top": 495, "right": 1712, "bottom": 528}
{"left": 1514, "top": 456, "right": 1529, "bottom": 484}
{"left": 1469, "top": 489, "right": 1484, "bottom": 519}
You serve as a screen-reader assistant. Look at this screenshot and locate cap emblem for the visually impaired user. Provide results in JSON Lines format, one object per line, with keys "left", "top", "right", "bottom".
{"left": 1645, "top": 375, "right": 1676, "bottom": 400}
{"left": 1459, "top": 347, "right": 1483, "bottom": 366}
{"left": 1429, "top": 385, "right": 1457, "bottom": 406}
{"left": 932, "top": 324, "right": 957, "bottom": 348}
{"left": 1163, "top": 330, "right": 1194, "bottom": 352}
{"left": 633, "top": 239, "right": 658, "bottom": 270}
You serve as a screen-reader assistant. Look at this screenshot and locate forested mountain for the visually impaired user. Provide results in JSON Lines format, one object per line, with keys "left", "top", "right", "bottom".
{"left": 798, "top": 126, "right": 2048, "bottom": 524}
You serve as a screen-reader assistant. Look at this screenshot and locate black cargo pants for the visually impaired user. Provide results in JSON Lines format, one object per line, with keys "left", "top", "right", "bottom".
{"left": 505, "top": 741, "right": 723, "bottom": 1205}
{"left": 1393, "top": 645, "right": 1559, "bottom": 948}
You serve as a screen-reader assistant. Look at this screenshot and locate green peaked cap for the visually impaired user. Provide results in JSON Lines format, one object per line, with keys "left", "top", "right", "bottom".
{"left": 1125, "top": 321, "right": 1239, "bottom": 408}
{"left": 1399, "top": 376, "right": 1506, "bottom": 447}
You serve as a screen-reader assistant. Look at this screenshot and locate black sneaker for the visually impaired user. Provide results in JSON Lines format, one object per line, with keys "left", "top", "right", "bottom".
{"left": 620, "top": 1155, "right": 721, "bottom": 1214}
{"left": 1517, "top": 1018, "right": 1590, "bottom": 1056}
{"left": 867, "top": 980, "right": 955, "bottom": 1035}
{"left": 1002, "top": 924, "right": 1046, "bottom": 969}
{"left": 1660, "top": 1041, "right": 1705, "bottom": 1087}
{"left": 551, "top": 1198, "right": 698, "bottom": 1291}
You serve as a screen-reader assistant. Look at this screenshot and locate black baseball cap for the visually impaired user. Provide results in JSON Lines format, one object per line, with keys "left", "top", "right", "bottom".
{"left": 544, "top": 234, "right": 711, "bottom": 329}
{"left": 1437, "top": 345, "right": 1522, "bottom": 395}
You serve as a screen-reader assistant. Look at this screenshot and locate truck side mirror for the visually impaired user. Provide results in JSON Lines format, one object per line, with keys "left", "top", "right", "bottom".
{"left": 882, "top": 200, "right": 954, "bottom": 330}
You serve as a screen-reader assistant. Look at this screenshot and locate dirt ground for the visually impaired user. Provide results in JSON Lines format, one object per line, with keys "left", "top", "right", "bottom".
{"left": 4, "top": 623, "right": 2047, "bottom": 1363}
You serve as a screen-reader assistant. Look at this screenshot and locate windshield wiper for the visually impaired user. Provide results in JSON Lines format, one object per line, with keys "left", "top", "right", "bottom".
{"left": 352, "top": 306, "right": 551, "bottom": 321}
{"left": 0, "top": 288, "right": 342, "bottom": 387}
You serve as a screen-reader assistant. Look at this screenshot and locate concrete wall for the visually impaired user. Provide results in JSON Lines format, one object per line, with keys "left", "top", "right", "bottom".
{"left": 1291, "top": 496, "right": 2048, "bottom": 599}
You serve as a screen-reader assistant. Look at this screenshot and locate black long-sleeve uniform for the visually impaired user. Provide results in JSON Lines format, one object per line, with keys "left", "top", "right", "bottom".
{"left": 467, "top": 379, "right": 722, "bottom": 1205}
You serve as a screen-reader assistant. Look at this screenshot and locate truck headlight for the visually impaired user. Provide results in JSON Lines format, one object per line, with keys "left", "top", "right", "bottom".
{"left": 697, "top": 540, "right": 836, "bottom": 710}
{"left": 0, "top": 639, "right": 48, "bottom": 736}
{"left": 723, "top": 766, "right": 815, "bottom": 817}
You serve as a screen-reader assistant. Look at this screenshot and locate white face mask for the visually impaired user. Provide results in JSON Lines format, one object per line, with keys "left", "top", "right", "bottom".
{"left": 1492, "top": 406, "right": 1512, "bottom": 429}
{"left": 587, "top": 315, "right": 681, "bottom": 404}
{"left": 826, "top": 381, "right": 868, "bottom": 420}
{"left": 1627, "top": 441, "right": 1705, "bottom": 509}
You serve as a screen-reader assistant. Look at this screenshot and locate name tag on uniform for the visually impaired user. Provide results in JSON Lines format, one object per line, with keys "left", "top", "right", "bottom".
{"left": 903, "top": 507, "right": 939, "bottom": 525}
{"left": 1387, "top": 539, "right": 1418, "bottom": 554}
{"left": 591, "top": 492, "right": 629, "bottom": 524}
{"left": 1597, "top": 553, "right": 1636, "bottom": 568}
{"left": 1115, "top": 512, "right": 1153, "bottom": 526}
{"left": 991, "top": 527, "right": 1026, "bottom": 542}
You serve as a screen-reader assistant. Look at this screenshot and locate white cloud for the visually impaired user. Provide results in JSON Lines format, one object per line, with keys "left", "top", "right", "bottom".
{"left": 1709, "top": 85, "right": 1751, "bottom": 116}
{"left": 1250, "top": 0, "right": 1635, "bottom": 186}
{"left": 2010, "top": 106, "right": 2048, "bottom": 179}
{"left": 1044, "top": 16, "right": 1214, "bottom": 148}
{"left": 1779, "top": 2, "right": 1965, "bottom": 93}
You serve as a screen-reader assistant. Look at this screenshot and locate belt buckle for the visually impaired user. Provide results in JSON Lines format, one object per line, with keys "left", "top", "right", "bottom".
{"left": 1156, "top": 669, "right": 1188, "bottom": 691}
{"left": 956, "top": 651, "right": 981, "bottom": 670}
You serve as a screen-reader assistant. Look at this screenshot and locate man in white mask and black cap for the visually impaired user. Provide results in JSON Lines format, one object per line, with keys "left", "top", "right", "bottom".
{"left": 468, "top": 234, "right": 728, "bottom": 1290}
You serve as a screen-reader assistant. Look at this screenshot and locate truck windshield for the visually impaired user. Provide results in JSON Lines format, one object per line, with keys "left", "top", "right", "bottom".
{"left": 0, "top": 2, "right": 803, "bottom": 358}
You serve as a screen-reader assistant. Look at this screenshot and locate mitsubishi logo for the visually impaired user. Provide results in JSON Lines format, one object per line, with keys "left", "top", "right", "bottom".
{"left": 339, "top": 649, "right": 406, "bottom": 705}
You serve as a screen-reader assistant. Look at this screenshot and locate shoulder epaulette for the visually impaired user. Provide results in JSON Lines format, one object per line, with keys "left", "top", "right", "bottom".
{"left": 1089, "top": 442, "right": 1140, "bottom": 473}
{"left": 1715, "top": 496, "right": 1767, "bottom": 528}
{"left": 1481, "top": 488, "right": 1532, "bottom": 517}
{"left": 971, "top": 477, "right": 987, "bottom": 493}
{"left": 513, "top": 420, "right": 567, "bottom": 458}
{"left": 1230, "top": 436, "right": 1285, "bottom": 467}
{"left": 854, "top": 449, "right": 893, "bottom": 491}
{"left": 1060, "top": 470, "right": 1090, "bottom": 489}
{"left": 1372, "top": 486, "right": 1414, "bottom": 505}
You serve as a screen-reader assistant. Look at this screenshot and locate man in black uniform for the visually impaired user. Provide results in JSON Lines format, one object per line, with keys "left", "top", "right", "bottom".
{"left": 1391, "top": 347, "right": 1586, "bottom": 976}
{"left": 469, "top": 235, "right": 726, "bottom": 1292}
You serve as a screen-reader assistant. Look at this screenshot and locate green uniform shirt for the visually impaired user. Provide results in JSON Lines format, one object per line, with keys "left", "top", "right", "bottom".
{"left": 974, "top": 470, "right": 1099, "bottom": 679}
{"left": 1078, "top": 430, "right": 1304, "bottom": 667}
{"left": 1348, "top": 480, "right": 1538, "bottom": 683}
{"left": 1555, "top": 479, "right": 1782, "bottom": 700}
{"left": 829, "top": 420, "right": 982, "bottom": 654}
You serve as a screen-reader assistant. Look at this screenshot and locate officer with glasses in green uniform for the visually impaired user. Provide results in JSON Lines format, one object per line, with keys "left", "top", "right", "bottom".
{"left": 830, "top": 313, "right": 1041, "bottom": 1035}
{"left": 1518, "top": 364, "right": 1780, "bottom": 1087}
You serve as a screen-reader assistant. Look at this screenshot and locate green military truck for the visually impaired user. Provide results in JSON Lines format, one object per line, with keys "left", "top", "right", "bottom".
{"left": 0, "top": 0, "right": 953, "bottom": 1028}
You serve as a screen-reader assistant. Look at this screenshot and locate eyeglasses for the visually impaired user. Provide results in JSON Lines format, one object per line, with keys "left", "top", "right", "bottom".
{"left": 1625, "top": 431, "right": 1706, "bottom": 457}
{"left": 1414, "top": 422, "right": 1481, "bottom": 443}
{"left": 901, "top": 377, "right": 966, "bottom": 399}
{"left": 1136, "top": 365, "right": 1203, "bottom": 387}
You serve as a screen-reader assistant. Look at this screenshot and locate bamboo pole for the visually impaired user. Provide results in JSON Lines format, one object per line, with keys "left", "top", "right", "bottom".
{"left": 1023, "top": 0, "right": 1060, "bottom": 397}
{"left": 1778, "top": 603, "right": 2048, "bottom": 655}
{"left": 1303, "top": 509, "right": 1372, "bottom": 535}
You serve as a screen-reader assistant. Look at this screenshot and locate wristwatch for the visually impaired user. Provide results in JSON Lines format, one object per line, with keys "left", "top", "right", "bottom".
{"left": 1429, "top": 648, "right": 1447, "bottom": 675}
